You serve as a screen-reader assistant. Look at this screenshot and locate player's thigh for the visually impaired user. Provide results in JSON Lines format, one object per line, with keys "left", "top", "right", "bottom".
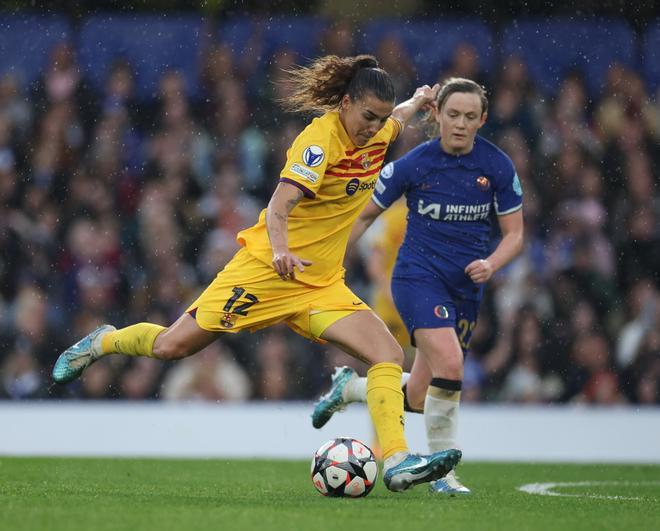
{"left": 392, "top": 276, "right": 464, "bottom": 377}
{"left": 286, "top": 279, "right": 365, "bottom": 342}
{"left": 392, "top": 276, "right": 458, "bottom": 347}
{"left": 413, "top": 296, "right": 480, "bottom": 380}
{"left": 285, "top": 279, "right": 402, "bottom": 365}
{"left": 153, "top": 313, "right": 218, "bottom": 360}
{"left": 413, "top": 327, "right": 464, "bottom": 379}
{"left": 320, "top": 309, "right": 404, "bottom": 366}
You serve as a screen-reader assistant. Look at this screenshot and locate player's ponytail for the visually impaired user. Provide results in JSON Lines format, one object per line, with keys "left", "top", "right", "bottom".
{"left": 280, "top": 54, "right": 395, "bottom": 115}
{"left": 424, "top": 77, "right": 488, "bottom": 138}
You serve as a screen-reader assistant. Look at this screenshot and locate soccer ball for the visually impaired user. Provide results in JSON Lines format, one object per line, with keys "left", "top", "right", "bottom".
{"left": 310, "top": 437, "right": 378, "bottom": 497}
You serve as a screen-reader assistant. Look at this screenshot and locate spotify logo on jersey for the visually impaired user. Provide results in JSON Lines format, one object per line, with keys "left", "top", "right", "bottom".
{"left": 345, "top": 178, "right": 360, "bottom": 196}
{"left": 346, "top": 178, "right": 376, "bottom": 196}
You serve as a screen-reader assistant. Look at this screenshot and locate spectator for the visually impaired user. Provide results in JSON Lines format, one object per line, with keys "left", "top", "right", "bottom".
{"left": 252, "top": 328, "right": 292, "bottom": 400}
{"left": 161, "top": 341, "right": 251, "bottom": 401}
{"left": 566, "top": 333, "right": 626, "bottom": 405}
{"left": 31, "top": 41, "right": 96, "bottom": 127}
{"left": 0, "top": 74, "right": 32, "bottom": 141}
{"left": 499, "top": 308, "right": 562, "bottom": 403}
{"left": 375, "top": 34, "right": 416, "bottom": 101}
{"left": 0, "top": 15, "right": 657, "bottom": 408}
{"left": 439, "top": 43, "right": 488, "bottom": 88}
{"left": 318, "top": 19, "right": 355, "bottom": 57}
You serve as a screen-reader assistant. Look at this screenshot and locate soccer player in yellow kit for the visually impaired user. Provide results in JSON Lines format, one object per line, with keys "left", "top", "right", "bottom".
{"left": 52, "top": 54, "right": 461, "bottom": 492}
{"left": 366, "top": 199, "right": 410, "bottom": 349}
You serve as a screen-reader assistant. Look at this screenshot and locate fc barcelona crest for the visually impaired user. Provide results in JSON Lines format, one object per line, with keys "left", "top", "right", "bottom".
{"left": 221, "top": 312, "right": 237, "bottom": 328}
{"left": 359, "top": 153, "right": 371, "bottom": 169}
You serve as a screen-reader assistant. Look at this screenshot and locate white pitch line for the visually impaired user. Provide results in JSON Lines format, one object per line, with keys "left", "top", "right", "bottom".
{"left": 518, "top": 481, "right": 660, "bottom": 501}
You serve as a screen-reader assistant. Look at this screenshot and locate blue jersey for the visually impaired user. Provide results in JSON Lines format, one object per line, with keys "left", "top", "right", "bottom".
{"left": 373, "top": 135, "right": 523, "bottom": 301}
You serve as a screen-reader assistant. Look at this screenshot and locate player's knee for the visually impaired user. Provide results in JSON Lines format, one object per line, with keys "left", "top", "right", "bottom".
{"left": 392, "top": 347, "right": 405, "bottom": 366}
{"left": 377, "top": 343, "right": 404, "bottom": 366}
{"left": 443, "top": 355, "right": 464, "bottom": 380}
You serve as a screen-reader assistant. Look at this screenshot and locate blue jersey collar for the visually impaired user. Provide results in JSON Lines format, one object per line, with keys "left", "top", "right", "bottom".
{"left": 434, "top": 136, "right": 480, "bottom": 169}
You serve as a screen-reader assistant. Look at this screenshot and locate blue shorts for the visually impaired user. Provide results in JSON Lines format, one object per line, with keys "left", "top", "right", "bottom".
{"left": 391, "top": 276, "right": 481, "bottom": 353}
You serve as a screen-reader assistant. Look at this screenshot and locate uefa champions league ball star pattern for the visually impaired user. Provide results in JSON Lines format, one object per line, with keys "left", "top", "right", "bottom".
{"left": 311, "top": 437, "right": 378, "bottom": 497}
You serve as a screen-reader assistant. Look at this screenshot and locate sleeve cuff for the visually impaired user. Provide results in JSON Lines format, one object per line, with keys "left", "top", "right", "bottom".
{"left": 389, "top": 117, "right": 403, "bottom": 141}
{"left": 496, "top": 204, "right": 523, "bottom": 216}
{"left": 371, "top": 195, "right": 388, "bottom": 210}
{"left": 279, "top": 178, "right": 316, "bottom": 199}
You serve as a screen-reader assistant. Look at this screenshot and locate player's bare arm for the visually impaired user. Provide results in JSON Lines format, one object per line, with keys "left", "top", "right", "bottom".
{"left": 347, "top": 199, "right": 385, "bottom": 248}
{"left": 391, "top": 83, "right": 440, "bottom": 126}
{"left": 465, "top": 208, "right": 524, "bottom": 283}
{"left": 266, "top": 181, "right": 313, "bottom": 280}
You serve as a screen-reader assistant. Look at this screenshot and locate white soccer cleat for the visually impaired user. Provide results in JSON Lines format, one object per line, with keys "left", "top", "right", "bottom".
{"left": 429, "top": 470, "right": 471, "bottom": 495}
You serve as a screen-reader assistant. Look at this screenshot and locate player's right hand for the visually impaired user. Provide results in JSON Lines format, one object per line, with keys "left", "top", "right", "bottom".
{"left": 272, "top": 250, "right": 313, "bottom": 280}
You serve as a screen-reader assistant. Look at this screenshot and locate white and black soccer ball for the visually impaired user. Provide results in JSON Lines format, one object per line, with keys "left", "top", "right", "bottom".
{"left": 311, "top": 437, "right": 378, "bottom": 497}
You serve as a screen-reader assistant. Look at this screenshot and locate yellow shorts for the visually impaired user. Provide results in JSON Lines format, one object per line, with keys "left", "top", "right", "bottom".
{"left": 186, "top": 248, "right": 370, "bottom": 342}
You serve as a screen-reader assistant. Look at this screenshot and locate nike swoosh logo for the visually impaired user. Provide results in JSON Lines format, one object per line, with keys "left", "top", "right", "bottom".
{"left": 352, "top": 301, "right": 363, "bottom": 306}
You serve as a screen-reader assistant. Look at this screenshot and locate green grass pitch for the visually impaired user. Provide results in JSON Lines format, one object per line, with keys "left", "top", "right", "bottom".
{"left": 1, "top": 458, "right": 658, "bottom": 531}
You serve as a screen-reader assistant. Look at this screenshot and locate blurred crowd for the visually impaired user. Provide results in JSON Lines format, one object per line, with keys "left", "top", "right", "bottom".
{"left": 0, "top": 17, "right": 658, "bottom": 405}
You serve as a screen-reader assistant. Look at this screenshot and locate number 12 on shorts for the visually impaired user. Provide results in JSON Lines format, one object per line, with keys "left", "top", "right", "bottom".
{"left": 223, "top": 286, "right": 259, "bottom": 316}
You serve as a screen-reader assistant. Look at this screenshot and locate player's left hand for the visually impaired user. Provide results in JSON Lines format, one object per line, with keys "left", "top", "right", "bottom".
{"left": 413, "top": 83, "right": 440, "bottom": 110}
{"left": 465, "top": 258, "right": 493, "bottom": 284}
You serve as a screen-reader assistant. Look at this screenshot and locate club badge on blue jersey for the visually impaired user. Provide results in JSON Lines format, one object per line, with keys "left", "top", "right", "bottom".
{"left": 476, "top": 175, "right": 490, "bottom": 191}
{"left": 434, "top": 305, "right": 449, "bottom": 319}
{"left": 303, "top": 145, "right": 325, "bottom": 167}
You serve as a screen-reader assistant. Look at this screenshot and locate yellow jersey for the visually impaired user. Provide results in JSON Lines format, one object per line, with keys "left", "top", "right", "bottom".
{"left": 237, "top": 111, "right": 401, "bottom": 286}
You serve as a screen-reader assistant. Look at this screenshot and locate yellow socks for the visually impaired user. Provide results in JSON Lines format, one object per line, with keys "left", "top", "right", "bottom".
{"left": 101, "top": 323, "right": 166, "bottom": 358}
{"left": 366, "top": 362, "right": 408, "bottom": 460}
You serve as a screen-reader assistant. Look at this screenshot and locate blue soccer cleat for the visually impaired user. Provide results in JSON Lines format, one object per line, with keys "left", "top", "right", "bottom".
{"left": 429, "top": 470, "right": 471, "bottom": 495}
{"left": 52, "top": 324, "right": 116, "bottom": 384}
{"left": 383, "top": 448, "right": 462, "bottom": 492}
{"left": 311, "top": 366, "right": 357, "bottom": 429}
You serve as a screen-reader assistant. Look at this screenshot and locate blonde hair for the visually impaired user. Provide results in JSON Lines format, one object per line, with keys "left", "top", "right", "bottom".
{"left": 424, "top": 77, "right": 488, "bottom": 137}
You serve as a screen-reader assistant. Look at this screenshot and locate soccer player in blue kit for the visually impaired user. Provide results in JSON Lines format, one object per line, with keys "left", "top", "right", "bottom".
{"left": 312, "top": 77, "right": 524, "bottom": 494}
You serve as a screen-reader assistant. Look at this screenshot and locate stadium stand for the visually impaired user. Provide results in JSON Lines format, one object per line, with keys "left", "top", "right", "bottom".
{"left": 0, "top": 13, "right": 658, "bottom": 405}
{"left": 642, "top": 20, "right": 660, "bottom": 92}
{"left": 0, "top": 15, "right": 71, "bottom": 87}
{"left": 78, "top": 14, "right": 204, "bottom": 100}
{"left": 501, "top": 18, "right": 637, "bottom": 96}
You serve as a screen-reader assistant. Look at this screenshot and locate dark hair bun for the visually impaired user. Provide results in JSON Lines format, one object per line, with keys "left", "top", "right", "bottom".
{"left": 354, "top": 55, "right": 379, "bottom": 69}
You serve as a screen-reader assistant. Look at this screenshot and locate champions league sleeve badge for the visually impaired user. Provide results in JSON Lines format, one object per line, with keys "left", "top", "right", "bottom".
{"left": 380, "top": 162, "right": 394, "bottom": 179}
{"left": 302, "top": 145, "right": 325, "bottom": 167}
